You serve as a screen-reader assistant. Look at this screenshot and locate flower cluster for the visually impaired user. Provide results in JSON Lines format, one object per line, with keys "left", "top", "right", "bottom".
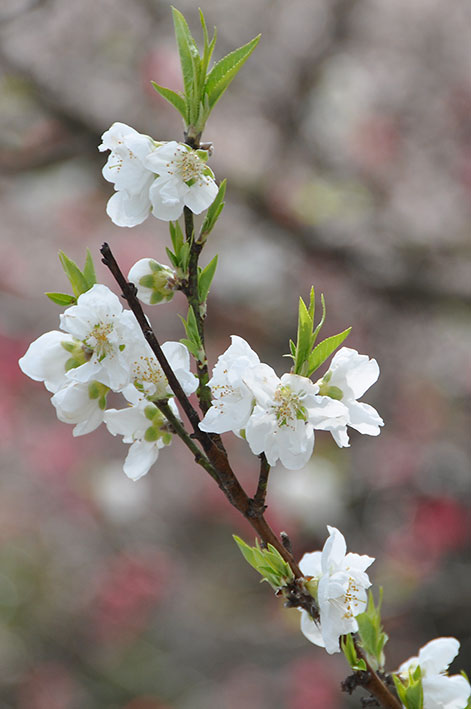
{"left": 199, "top": 336, "right": 383, "bottom": 470}
{"left": 397, "top": 637, "right": 471, "bottom": 709}
{"left": 19, "top": 283, "right": 197, "bottom": 480}
{"left": 299, "top": 526, "right": 374, "bottom": 654}
{"left": 99, "top": 123, "right": 218, "bottom": 227}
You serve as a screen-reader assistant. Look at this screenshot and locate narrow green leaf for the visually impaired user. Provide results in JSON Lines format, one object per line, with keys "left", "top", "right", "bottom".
{"left": 165, "top": 247, "right": 179, "bottom": 269}
{"left": 199, "top": 178, "right": 227, "bottom": 239}
{"left": 45, "top": 292, "right": 76, "bottom": 306}
{"left": 233, "top": 535, "right": 257, "bottom": 568}
{"left": 204, "top": 34, "right": 260, "bottom": 109}
{"left": 83, "top": 249, "right": 96, "bottom": 289}
{"left": 151, "top": 82, "right": 187, "bottom": 120}
{"left": 169, "top": 220, "right": 184, "bottom": 256}
{"left": 198, "top": 254, "right": 218, "bottom": 302}
{"left": 171, "top": 7, "right": 200, "bottom": 111}
{"left": 294, "top": 296, "right": 314, "bottom": 374}
{"left": 312, "top": 293, "right": 326, "bottom": 345}
{"left": 307, "top": 327, "right": 351, "bottom": 376}
{"left": 308, "top": 286, "right": 315, "bottom": 320}
{"left": 180, "top": 338, "right": 200, "bottom": 359}
{"left": 289, "top": 339, "right": 296, "bottom": 358}
{"left": 58, "top": 251, "right": 89, "bottom": 298}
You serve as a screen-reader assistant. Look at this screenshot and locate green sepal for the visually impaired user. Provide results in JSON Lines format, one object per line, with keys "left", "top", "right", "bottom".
{"left": 393, "top": 669, "right": 424, "bottom": 709}
{"left": 144, "top": 426, "right": 159, "bottom": 442}
{"left": 45, "top": 292, "right": 76, "bottom": 306}
{"left": 204, "top": 34, "right": 261, "bottom": 110}
{"left": 341, "top": 634, "right": 367, "bottom": 672}
{"left": 233, "top": 535, "right": 294, "bottom": 591}
{"left": 151, "top": 81, "right": 187, "bottom": 121}
{"left": 199, "top": 178, "right": 226, "bottom": 241}
{"left": 307, "top": 327, "right": 351, "bottom": 377}
{"left": 356, "top": 589, "right": 388, "bottom": 671}
{"left": 198, "top": 255, "right": 218, "bottom": 302}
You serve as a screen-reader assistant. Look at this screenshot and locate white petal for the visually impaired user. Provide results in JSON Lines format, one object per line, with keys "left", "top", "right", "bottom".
{"left": 423, "top": 674, "right": 471, "bottom": 709}
{"left": 300, "top": 610, "right": 325, "bottom": 648}
{"left": 98, "top": 122, "right": 139, "bottom": 151}
{"left": 418, "top": 638, "right": 461, "bottom": 675}
{"left": 51, "top": 381, "right": 104, "bottom": 435}
{"left": 18, "top": 330, "right": 73, "bottom": 393}
{"left": 329, "top": 347, "right": 380, "bottom": 399}
{"left": 106, "top": 190, "right": 151, "bottom": 227}
{"left": 322, "top": 527, "right": 347, "bottom": 572}
{"left": 104, "top": 405, "right": 149, "bottom": 442}
{"left": 347, "top": 400, "right": 384, "bottom": 435}
{"left": 184, "top": 177, "right": 219, "bottom": 214}
{"left": 299, "top": 551, "right": 322, "bottom": 578}
{"left": 144, "top": 141, "right": 183, "bottom": 173}
{"left": 343, "top": 552, "right": 375, "bottom": 575}
{"left": 243, "top": 363, "right": 279, "bottom": 408}
{"left": 149, "top": 176, "right": 187, "bottom": 221}
{"left": 123, "top": 440, "right": 159, "bottom": 481}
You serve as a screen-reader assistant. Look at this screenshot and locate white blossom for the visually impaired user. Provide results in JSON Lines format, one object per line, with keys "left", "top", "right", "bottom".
{"left": 144, "top": 141, "right": 218, "bottom": 221}
{"left": 398, "top": 638, "right": 471, "bottom": 709}
{"left": 99, "top": 122, "right": 156, "bottom": 227}
{"left": 60, "top": 284, "right": 138, "bottom": 392}
{"left": 128, "top": 258, "right": 176, "bottom": 305}
{"left": 18, "top": 330, "right": 76, "bottom": 393}
{"left": 123, "top": 339, "right": 198, "bottom": 401}
{"left": 243, "top": 365, "right": 347, "bottom": 470}
{"left": 104, "top": 394, "right": 179, "bottom": 481}
{"left": 315, "top": 347, "right": 384, "bottom": 447}
{"left": 51, "top": 380, "right": 108, "bottom": 436}
{"left": 199, "top": 335, "right": 260, "bottom": 435}
{"left": 299, "top": 526, "right": 374, "bottom": 654}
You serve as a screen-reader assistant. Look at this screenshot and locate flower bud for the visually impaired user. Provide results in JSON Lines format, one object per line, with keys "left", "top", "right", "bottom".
{"left": 128, "top": 258, "right": 177, "bottom": 305}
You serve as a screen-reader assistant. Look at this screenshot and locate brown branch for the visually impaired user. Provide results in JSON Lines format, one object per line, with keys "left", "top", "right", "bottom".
{"left": 99, "top": 241, "right": 303, "bottom": 578}
{"left": 248, "top": 453, "right": 270, "bottom": 518}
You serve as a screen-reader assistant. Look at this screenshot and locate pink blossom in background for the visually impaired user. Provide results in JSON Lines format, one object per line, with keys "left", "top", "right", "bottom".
{"left": 286, "top": 656, "right": 341, "bottom": 709}
{"left": 18, "top": 662, "right": 78, "bottom": 709}
{"left": 90, "top": 551, "right": 171, "bottom": 644}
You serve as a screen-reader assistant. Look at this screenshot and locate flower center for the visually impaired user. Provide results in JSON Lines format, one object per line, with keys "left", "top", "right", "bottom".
{"left": 132, "top": 355, "right": 168, "bottom": 398}
{"left": 86, "top": 322, "right": 114, "bottom": 360}
{"left": 273, "top": 385, "right": 307, "bottom": 428}
{"left": 341, "top": 577, "right": 365, "bottom": 620}
{"left": 168, "top": 149, "right": 204, "bottom": 184}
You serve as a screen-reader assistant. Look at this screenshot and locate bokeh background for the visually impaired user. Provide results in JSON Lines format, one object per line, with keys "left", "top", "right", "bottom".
{"left": 1, "top": 0, "right": 470, "bottom": 707}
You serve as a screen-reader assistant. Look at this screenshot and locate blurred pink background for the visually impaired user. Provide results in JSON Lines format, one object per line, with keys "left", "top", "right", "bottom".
{"left": 1, "top": 0, "right": 470, "bottom": 706}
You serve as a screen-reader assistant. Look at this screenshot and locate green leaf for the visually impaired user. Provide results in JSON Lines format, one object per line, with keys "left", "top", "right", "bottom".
{"left": 151, "top": 81, "right": 187, "bottom": 121}
{"left": 45, "top": 292, "right": 76, "bottom": 306}
{"left": 179, "top": 306, "right": 203, "bottom": 358}
{"left": 83, "top": 248, "right": 96, "bottom": 289}
{"left": 204, "top": 34, "right": 261, "bottom": 109}
{"left": 166, "top": 247, "right": 179, "bottom": 269}
{"left": 198, "top": 9, "right": 217, "bottom": 87}
{"left": 341, "top": 634, "right": 367, "bottom": 672}
{"left": 294, "top": 295, "right": 314, "bottom": 374}
{"left": 198, "top": 255, "right": 218, "bottom": 302}
{"left": 169, "top": 220, "right": 185, "bottom": 255}
{"left": 232, "top": 536, "right": 294, "bottom": 590}
{"left": 199, "top": 178, "right": 227, "bottom": 240}
{"left": 171, "top": 7, "right": 200, "bottom": 121}
{"left": 307, "top": 327, "right": 351, "bottom": 377}
{"left": 311, "top": 293, "right": 326, "bottom": 345}
{"left": 58, "top": 251, "right": 90, "bottom": 298}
